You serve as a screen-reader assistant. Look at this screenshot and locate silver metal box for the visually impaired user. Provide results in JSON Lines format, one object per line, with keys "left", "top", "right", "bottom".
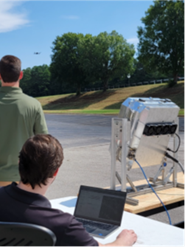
{"left": 110, "top": 97, "right": 181, "bottom": 204}
{"left": 119, "top": 97, "right": 179, "bottom": 168}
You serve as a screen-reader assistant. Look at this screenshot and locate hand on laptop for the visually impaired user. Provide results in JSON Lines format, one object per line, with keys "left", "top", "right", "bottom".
{"left": 98, "top": 229, "right": 137, "bottom": 246}
{"left": 116, "top": 229, "right": 137, "bottom": 246}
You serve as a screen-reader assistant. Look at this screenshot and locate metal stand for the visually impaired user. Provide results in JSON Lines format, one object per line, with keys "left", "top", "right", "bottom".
{"left": 110, "top": 117, "right": 182, "bottom": 205}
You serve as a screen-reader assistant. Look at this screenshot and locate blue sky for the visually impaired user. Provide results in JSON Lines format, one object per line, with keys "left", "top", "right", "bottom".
{"left": 0, "top": 0, "right": 153, "bottom": 70}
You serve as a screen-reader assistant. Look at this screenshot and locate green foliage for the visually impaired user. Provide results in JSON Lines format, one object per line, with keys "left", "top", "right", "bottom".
{"left": 128, "top": 59, "right": 169, "bottom": 84}
{"left": 50, "top": 33, "right": 87, "bottom": 96}
{"left": 137, "top": 0, "right": 184, "bottom": 85}
{"left": 20, "top": 65, "right": 51, "bottom": 97}
{"left": 20, "top": 67, "right": 32, "bottom": 93}
{"left": 128, "top": 60, "right": 150, "bottom": 83}
{"left": 50, "top": 31, "right": 135, "bottom": 94}
{"left": 78, "top": 31, "right": 135, "bottom": 91}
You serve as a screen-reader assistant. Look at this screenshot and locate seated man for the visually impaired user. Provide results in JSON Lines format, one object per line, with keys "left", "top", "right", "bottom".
{"left": 0, "top": 134, "right": 137, "bottom": 246}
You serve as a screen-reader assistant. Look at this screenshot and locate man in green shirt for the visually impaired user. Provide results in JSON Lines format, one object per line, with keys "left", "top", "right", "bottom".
{"left": 0, "top": 55, "right": 48, "bottom": 186}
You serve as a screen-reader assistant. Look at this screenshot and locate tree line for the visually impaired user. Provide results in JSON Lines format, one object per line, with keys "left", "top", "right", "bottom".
{"left": 20, "top": 0, "right": 183, "bottom": 97}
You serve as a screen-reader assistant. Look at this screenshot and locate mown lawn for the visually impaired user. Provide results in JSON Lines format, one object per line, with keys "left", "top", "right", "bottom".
{"left": 37, "top": 81, "right": 184, "bottom": 116}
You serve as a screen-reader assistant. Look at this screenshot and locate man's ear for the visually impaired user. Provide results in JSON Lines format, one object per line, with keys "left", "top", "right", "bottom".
{"left": 19, "top": 71, "right": 23, "bottom": 80}
{"left": 53, "top": 168, "right": 59, "bottom": 177}
{"left": 0, "top": 74, "right": 2, "bottom": 80}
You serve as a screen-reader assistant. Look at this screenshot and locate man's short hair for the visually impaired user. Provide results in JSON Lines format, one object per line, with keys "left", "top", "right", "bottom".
{"left": 0, "top": 55, "right": 21, "bottom": 82}
{"left": 19, "top": 134, "right": 64, "bottom": 189}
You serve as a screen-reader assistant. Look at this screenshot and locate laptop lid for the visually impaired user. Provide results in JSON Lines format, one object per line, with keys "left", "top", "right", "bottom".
{"left": 74, "top": 185, "right": 127, "bottom": 226}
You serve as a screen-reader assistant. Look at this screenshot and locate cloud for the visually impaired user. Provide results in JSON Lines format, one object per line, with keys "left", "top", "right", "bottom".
{"left": 127, "top": 37, "right": 139, "bottom": 46}
{"left": 0, "top": 0, "right": 29, "bottom": 33}
{"left": 61, "top": 15, "right": 80, "bottom": 20}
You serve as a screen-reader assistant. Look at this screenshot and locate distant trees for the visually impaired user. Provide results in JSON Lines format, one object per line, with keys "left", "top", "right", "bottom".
{"left": 127, "top": 60, "right": 149, "bottom": 84}
{"left": 127, "top": 59, "right": 169, "bottom": 84}
{"left": 78, "top": 31, "right": 135, "bottom": 91}
{"left": 19, "top": 31, "right": 135, "bottom": 97}
{"left": 50, "top": 31, "right": 135, "bottom": 95}
{"left": 20, "top": 65, "right": 51, "bottom": 97}
{"left": 137, "top": 0, "right": 184, "bottom": 85}
{"left": 19, "top": 0, "right": 184, "bottom": 98}
{"left": 50, "top": 33, "right": 87, "bottom": 96}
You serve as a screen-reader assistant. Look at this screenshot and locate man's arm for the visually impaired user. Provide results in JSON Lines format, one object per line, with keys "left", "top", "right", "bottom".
{"left": 34, "top": 103, "right": 48, "bottom": 134}
{"left": 98, "top": 229, "right": 137, "bottom": 246}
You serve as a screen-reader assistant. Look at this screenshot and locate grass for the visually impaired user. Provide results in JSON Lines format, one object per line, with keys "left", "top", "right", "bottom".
{"left": 44, "top": 109, "right": 119, "bottom": 115}
{"left": 37, "top": 81, "right": 184, "bottom": 116}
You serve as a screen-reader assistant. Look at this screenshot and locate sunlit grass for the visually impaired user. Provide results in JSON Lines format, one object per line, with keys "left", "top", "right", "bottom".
{"left": 178, "top": 109, "right": 184, "bottom": 116}
{"left": 36, "top": 81, "right": 184, "bottom": 116}
{"left": 44, "top": 109, "right": 119, "bottom": 115}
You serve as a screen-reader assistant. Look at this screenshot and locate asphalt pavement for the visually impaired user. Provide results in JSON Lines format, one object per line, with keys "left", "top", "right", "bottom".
{"left": 45, "top": 114, "right": 184, "bottom": 226}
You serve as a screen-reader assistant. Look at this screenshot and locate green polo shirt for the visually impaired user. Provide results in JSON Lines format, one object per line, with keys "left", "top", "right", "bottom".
{"left": 0, "top": 86, "right": 48, "bottom": 181}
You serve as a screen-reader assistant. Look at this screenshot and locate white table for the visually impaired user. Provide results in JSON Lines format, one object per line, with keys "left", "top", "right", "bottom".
{"left": 50, "top": 196, "right": 184, "bottom": 246}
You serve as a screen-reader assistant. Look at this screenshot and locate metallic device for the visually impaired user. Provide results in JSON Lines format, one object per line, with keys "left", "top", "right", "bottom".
{"left": 110, "top": 97, "right": 183, "bottom": 205}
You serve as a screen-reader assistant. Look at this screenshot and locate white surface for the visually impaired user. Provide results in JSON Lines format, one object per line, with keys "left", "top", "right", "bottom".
{"left": 50, "top": 196, "right": 185, "bottom": 246}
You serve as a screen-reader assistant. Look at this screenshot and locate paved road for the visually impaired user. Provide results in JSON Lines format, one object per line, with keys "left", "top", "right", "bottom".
{"left": 45, "top": 114, "right": 184, "bottom": 226}
{"left": 45, "top": 114, "right": 112, "bottom": 148}
{"left": 45, "top": 114, "right": 184, "bottom": 148}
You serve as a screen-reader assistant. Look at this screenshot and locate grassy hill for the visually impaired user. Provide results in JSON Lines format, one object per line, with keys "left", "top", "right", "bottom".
{"left": 37, "top": 81, "right": 184, "bottom": 116}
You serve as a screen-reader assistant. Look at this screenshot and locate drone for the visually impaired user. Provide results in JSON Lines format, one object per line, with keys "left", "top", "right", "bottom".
{"left": 34, "top": 52, "right": 41, "bottom": 55}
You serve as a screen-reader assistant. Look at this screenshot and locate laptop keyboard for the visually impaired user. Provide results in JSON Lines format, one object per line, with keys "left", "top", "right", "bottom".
{"left": 77, "top": 218, "right": 114, "bottom": 232}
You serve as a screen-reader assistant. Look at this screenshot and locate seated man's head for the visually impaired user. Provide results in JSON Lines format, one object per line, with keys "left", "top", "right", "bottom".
{"left": 0, "top": 55, "right": 22, "bottom": 83}
{"left": 19, "top": 134, "right": 64, "bottom": 189}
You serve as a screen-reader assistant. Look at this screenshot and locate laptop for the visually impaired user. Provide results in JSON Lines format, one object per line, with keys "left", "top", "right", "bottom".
{"left": 74, "top": 185, "right": 127, "bottom": 238}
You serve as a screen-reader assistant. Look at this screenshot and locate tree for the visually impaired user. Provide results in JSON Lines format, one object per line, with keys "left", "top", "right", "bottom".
{"left": 128, "top": 59, "right": 150, "bottom": 84}
{"left": 137, "top": 0, "right": 184, "bottom": 85}
{"left": 30, "top": 65, "right": 51, "bottom": 97}
{"left": 128, "top": 59, "right": 168, "bottom": 84}
{"left": 50, "top": 33, "right": 87, "bottom": 96}
{"left": 20, "top": 67, "right": 32, "bottom": 95}
{"left": 21, "top": 65, "right": 51, "bottom": 97}
{"left": 78, "top": 31, "right": 135, "bottom": 91}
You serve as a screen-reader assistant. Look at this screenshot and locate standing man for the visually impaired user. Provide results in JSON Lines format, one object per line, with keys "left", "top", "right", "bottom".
{"left": 0, "top": 55, "right": 48, "bottom": 186}
{"left": 0, "top": 134, "right": 137, "bottom": 246}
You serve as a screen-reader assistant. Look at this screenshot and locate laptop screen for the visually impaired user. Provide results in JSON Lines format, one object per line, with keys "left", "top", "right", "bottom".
{"left": 74, "top": 186, "right": 127, "bottom": 225}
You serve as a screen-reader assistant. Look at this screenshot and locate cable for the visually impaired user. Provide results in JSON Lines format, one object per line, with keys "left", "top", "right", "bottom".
{"left": 167, "top": 133, "right": 181, "bottom": 153}
{"left": 134, "top": 158, "right": 172, "bottom": 225}
{"left": 165, "top": 152, "right": 184, "bottom": 174}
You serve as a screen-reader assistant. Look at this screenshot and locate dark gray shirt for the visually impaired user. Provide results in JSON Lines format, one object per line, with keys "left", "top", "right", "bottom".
{"left": 0, "top": 183, "right": 98, "bottom": 246}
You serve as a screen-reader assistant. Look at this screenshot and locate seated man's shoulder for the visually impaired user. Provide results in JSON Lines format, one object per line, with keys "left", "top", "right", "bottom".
{"left": 41, "top": 207, "right": 74, "bottom": 227}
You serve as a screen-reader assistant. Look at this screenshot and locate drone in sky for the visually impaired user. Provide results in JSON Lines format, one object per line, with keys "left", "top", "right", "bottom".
{"left": 34, "top": 52, "right": 41, "bottom": 55}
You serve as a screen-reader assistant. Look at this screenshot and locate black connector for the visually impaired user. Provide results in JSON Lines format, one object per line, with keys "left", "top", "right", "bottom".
{"left": 143, "top": 123, "right": 177, "bottom": 136}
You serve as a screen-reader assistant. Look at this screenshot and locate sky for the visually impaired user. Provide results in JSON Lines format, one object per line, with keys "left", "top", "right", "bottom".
{"left": 0, "top": 0, "right": 154, "bottom": 70}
